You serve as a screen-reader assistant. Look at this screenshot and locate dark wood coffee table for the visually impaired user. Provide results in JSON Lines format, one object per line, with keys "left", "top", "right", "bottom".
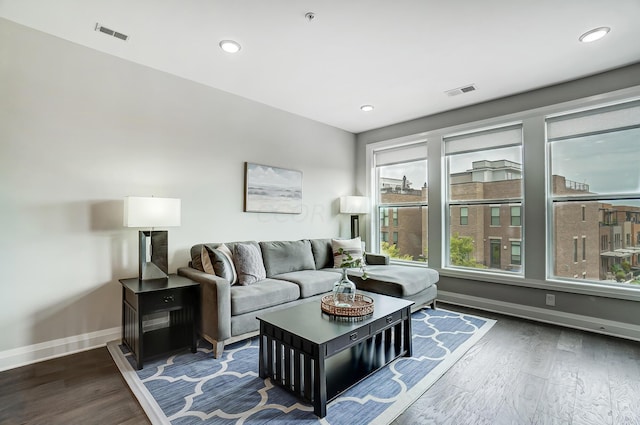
{"left": 256, "top": 291, "right": 413, "bottom": 418}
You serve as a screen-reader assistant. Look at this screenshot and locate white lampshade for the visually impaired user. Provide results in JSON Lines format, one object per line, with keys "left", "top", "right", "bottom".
{"left": 123, "top": 196, "right": 181, "bottom": 228}
{"left": 339, "top": 196, "right": 370, "bottom": 215}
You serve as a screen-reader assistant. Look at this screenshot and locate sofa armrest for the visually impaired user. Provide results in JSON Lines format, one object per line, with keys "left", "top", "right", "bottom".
{"left": 178, "top": 267, "right": 232, "bottom": 342}
{"left": 365, "top": 252, "right": 389, "bottom": 265}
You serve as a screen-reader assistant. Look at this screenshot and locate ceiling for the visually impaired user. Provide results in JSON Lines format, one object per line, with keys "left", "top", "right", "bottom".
{"left": 2, "top": 0, "right": 640, "bottom": 133}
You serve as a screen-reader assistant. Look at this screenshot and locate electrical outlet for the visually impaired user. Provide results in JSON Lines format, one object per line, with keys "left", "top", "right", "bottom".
{"left": 545, "top": 294, "right": 556, "bottom": 306}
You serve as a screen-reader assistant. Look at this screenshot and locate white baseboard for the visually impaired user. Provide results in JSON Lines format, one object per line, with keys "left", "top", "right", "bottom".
{"left": 438, "top": 291, "right": 640, "bottom": 342}
{"left": 0, "top": 327, "right": 121, "bottom": 372}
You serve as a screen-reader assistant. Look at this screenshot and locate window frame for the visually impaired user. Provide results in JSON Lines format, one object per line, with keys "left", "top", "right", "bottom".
{"left": 460, "top": 206, "right": 468, "bottom": 225}
{"left": 510, "top": 206, "right": 521, "bottom": 226}
{"left": 370, "top": 140, "right": 429, "bottom": 265}
{"left": 511, "top": 240, "right": 522, "bottom": 265}
{"left": 546, "top": 98, "right": 640, "bottom": 287}
{"left": 365, "top": 88, "right": 640, "bottom": 302}
{"left": 490, "top": 207, "right": 501, "bottom": 226}
{"left": 444, "top": 123, "right": 524, "bottom": 275}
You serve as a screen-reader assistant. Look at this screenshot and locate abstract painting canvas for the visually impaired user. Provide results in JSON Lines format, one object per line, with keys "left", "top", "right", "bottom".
{"left": 244, "top": 162, "right": 303, "bottom": 213}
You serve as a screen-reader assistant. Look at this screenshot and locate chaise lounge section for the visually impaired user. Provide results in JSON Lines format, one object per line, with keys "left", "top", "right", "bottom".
{"left": 178, "top": 238, "right": 438, "bottom": 358}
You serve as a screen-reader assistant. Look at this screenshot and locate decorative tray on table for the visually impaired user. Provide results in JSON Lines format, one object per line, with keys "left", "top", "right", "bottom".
{"left": 320, "top": 294, "right": 374, "bottom": 321}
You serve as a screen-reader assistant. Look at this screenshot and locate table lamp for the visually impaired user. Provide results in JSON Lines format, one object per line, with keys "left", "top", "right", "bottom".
{"left": 124, "top": 196, "right": 181, "bottom": 280}
{"left": 339, "top": 196, "right": 369, "bottom": 239}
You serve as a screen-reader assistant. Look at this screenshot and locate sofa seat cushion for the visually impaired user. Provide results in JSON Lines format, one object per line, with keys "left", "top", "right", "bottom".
{"left": 230, "top": 279, "right": 300, "bottom": 315}
{"left": 347, "top": 265, "right": 439, "bottom": 297}
{"left": 272, "top": 270, "right": 340, "bottom": 298}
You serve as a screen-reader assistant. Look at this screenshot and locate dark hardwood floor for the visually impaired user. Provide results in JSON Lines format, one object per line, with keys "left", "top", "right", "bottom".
{"left": 0, "top": 346, "right": 150, "bottom": 425}
{"left": 1, "top": 304, "right": 638, "bottom": 424}
{"left": 394, "top": 305, "right": 640, "bottom": 425}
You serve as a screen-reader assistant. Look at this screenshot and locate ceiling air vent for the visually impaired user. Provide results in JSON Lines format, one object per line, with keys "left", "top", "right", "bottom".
{"left": 95, "top": 23, "right": 129, "bottom": 41}
{"left": 445, "top": 84, "right": 477, "bottom": 97}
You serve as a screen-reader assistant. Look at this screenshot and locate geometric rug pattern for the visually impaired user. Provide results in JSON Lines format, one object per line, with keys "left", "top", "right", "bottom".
{"left": 108, "top": 308, "right": 495, "bottom": 425}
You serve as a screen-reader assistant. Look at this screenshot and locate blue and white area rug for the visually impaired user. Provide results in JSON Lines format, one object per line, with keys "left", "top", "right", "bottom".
{"left": 108, "top": 308, "right": 495, "bottom": 425}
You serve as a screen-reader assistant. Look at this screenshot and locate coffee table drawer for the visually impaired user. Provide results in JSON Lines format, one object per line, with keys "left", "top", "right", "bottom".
{"left": 371, "top": 309, "right": 403, "bottom": 333}
{"left": 326, "top": 326, "right": 371, "bottom": 356}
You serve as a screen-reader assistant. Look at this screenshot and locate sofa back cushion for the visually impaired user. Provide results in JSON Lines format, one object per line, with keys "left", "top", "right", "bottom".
{"left": 309, "top": 238, "right": 334, "bottom": 270}
{"left": 259, "top": 240, "right": 316, "bottom": 277}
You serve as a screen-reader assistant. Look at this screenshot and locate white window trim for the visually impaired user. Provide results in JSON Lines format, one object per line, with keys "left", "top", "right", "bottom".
{"left": 364, "top": 85, "right": 640, "bottom": 301}
{"left": 366, "top": 135, "right": 428, "bottom": 259}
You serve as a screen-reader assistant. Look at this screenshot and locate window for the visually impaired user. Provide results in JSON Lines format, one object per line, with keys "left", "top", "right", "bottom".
{"left": 491, "top": 207, "right": 500, "bottom": 226}
{"left": 573, "top": 238, "right": 578, "bottom": 263}
{"left": 547, "top": 99, "right": 640, "bottom": 285}
{"left": 374, "top": 143, "right": 428, "bottom": 263}
{"left": 511, "top": 241, "right": 521, "bottom": 265}
{"left": 445, "top": 124, "right": 523, "bottom": 274}
{"left": 490, "top": 239, "right": 501, "bottom": 269}
{"left": 510, "top": 206, "right": 521, "bottom": 226}
{"left": 460, "top": 207, "right": 468, "bottom": 225}
{"left": 380, "top": 209, "right": 389, "bottom": 227}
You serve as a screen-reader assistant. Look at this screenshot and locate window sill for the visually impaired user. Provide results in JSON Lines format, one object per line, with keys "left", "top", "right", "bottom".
{"left": 438, "top": 268, "right": 640, "bottom": 302}
{"left": 387, "top": 259, "right": 431, "bottom": 269}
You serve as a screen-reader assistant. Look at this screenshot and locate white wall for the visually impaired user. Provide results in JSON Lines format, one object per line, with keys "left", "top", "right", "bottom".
{"left": 0, "top": 19, "right": 356, "bottom": 369}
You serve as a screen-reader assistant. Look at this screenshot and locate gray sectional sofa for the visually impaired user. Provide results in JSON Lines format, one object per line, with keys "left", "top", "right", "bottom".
{"left": 177, "top": 238, "right": 438, "bottom": 358}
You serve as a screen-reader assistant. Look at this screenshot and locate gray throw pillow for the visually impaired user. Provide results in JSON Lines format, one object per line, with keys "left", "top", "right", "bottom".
{"left": 233, "top": 243, "right": 267, "bottom": 285}
{"left": 204, "top": 245, "right": 238, "bottom": 284}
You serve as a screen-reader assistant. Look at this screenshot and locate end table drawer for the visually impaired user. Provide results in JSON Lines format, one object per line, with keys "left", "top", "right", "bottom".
{"left": 142, "top": 288, "right": 193, "bottom": 313}
{"left": 326, "top": 326, "right": 371, "bottom": 356}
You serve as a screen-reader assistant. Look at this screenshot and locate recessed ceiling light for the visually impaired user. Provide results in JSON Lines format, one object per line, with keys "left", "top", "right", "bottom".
{"left": 360, "top": 105, "right": 374, "bottom": 112}
{"left": 579, "top": 27, "right": 610, "bottom": 43}
{"left": 219, "top": 40, "right": 241, "bottom": 53}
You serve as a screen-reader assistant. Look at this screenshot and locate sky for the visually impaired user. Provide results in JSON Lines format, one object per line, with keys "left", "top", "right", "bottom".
{"left": 551, "top": 127, "right": 640, "bottom": 195}
{"left": 379, "top": 127, "right": 639, "bottom": 206}
{"left": 379, "top": 160, "right": 427, "bottom": 189}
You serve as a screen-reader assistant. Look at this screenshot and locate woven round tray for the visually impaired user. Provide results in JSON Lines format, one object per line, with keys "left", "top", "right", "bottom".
{"left": 321, "top": 293, "right": 374, "bottom": 317}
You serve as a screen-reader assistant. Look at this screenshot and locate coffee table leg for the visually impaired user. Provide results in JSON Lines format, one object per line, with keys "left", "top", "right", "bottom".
{"left": 313, "top": 352, "right": 327, "bottom": 418}
{"left": 404, "top": 307, "right": 413, "bottom": 357}
{"left": 259, "top": 322, "right": 267, "bottom": 379}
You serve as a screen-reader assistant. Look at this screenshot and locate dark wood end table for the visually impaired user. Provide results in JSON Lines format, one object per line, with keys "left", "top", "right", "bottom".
{"left": 120, "top": 275, "right": 199, "bottom": 370}
{"left": 257, "top": 292, "right": 413, "bottom": 418}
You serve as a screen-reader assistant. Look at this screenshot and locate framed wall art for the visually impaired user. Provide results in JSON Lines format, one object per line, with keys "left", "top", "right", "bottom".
{"left": 244, "top": 162, "right": 303, "bottom": 214}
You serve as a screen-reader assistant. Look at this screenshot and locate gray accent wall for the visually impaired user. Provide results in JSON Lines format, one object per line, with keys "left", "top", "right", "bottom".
{"left": 0, "top": 19, "right": 355, "bottom": 363}
{"left": 357, "top": 63, "right": 640, "bottom": 340}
